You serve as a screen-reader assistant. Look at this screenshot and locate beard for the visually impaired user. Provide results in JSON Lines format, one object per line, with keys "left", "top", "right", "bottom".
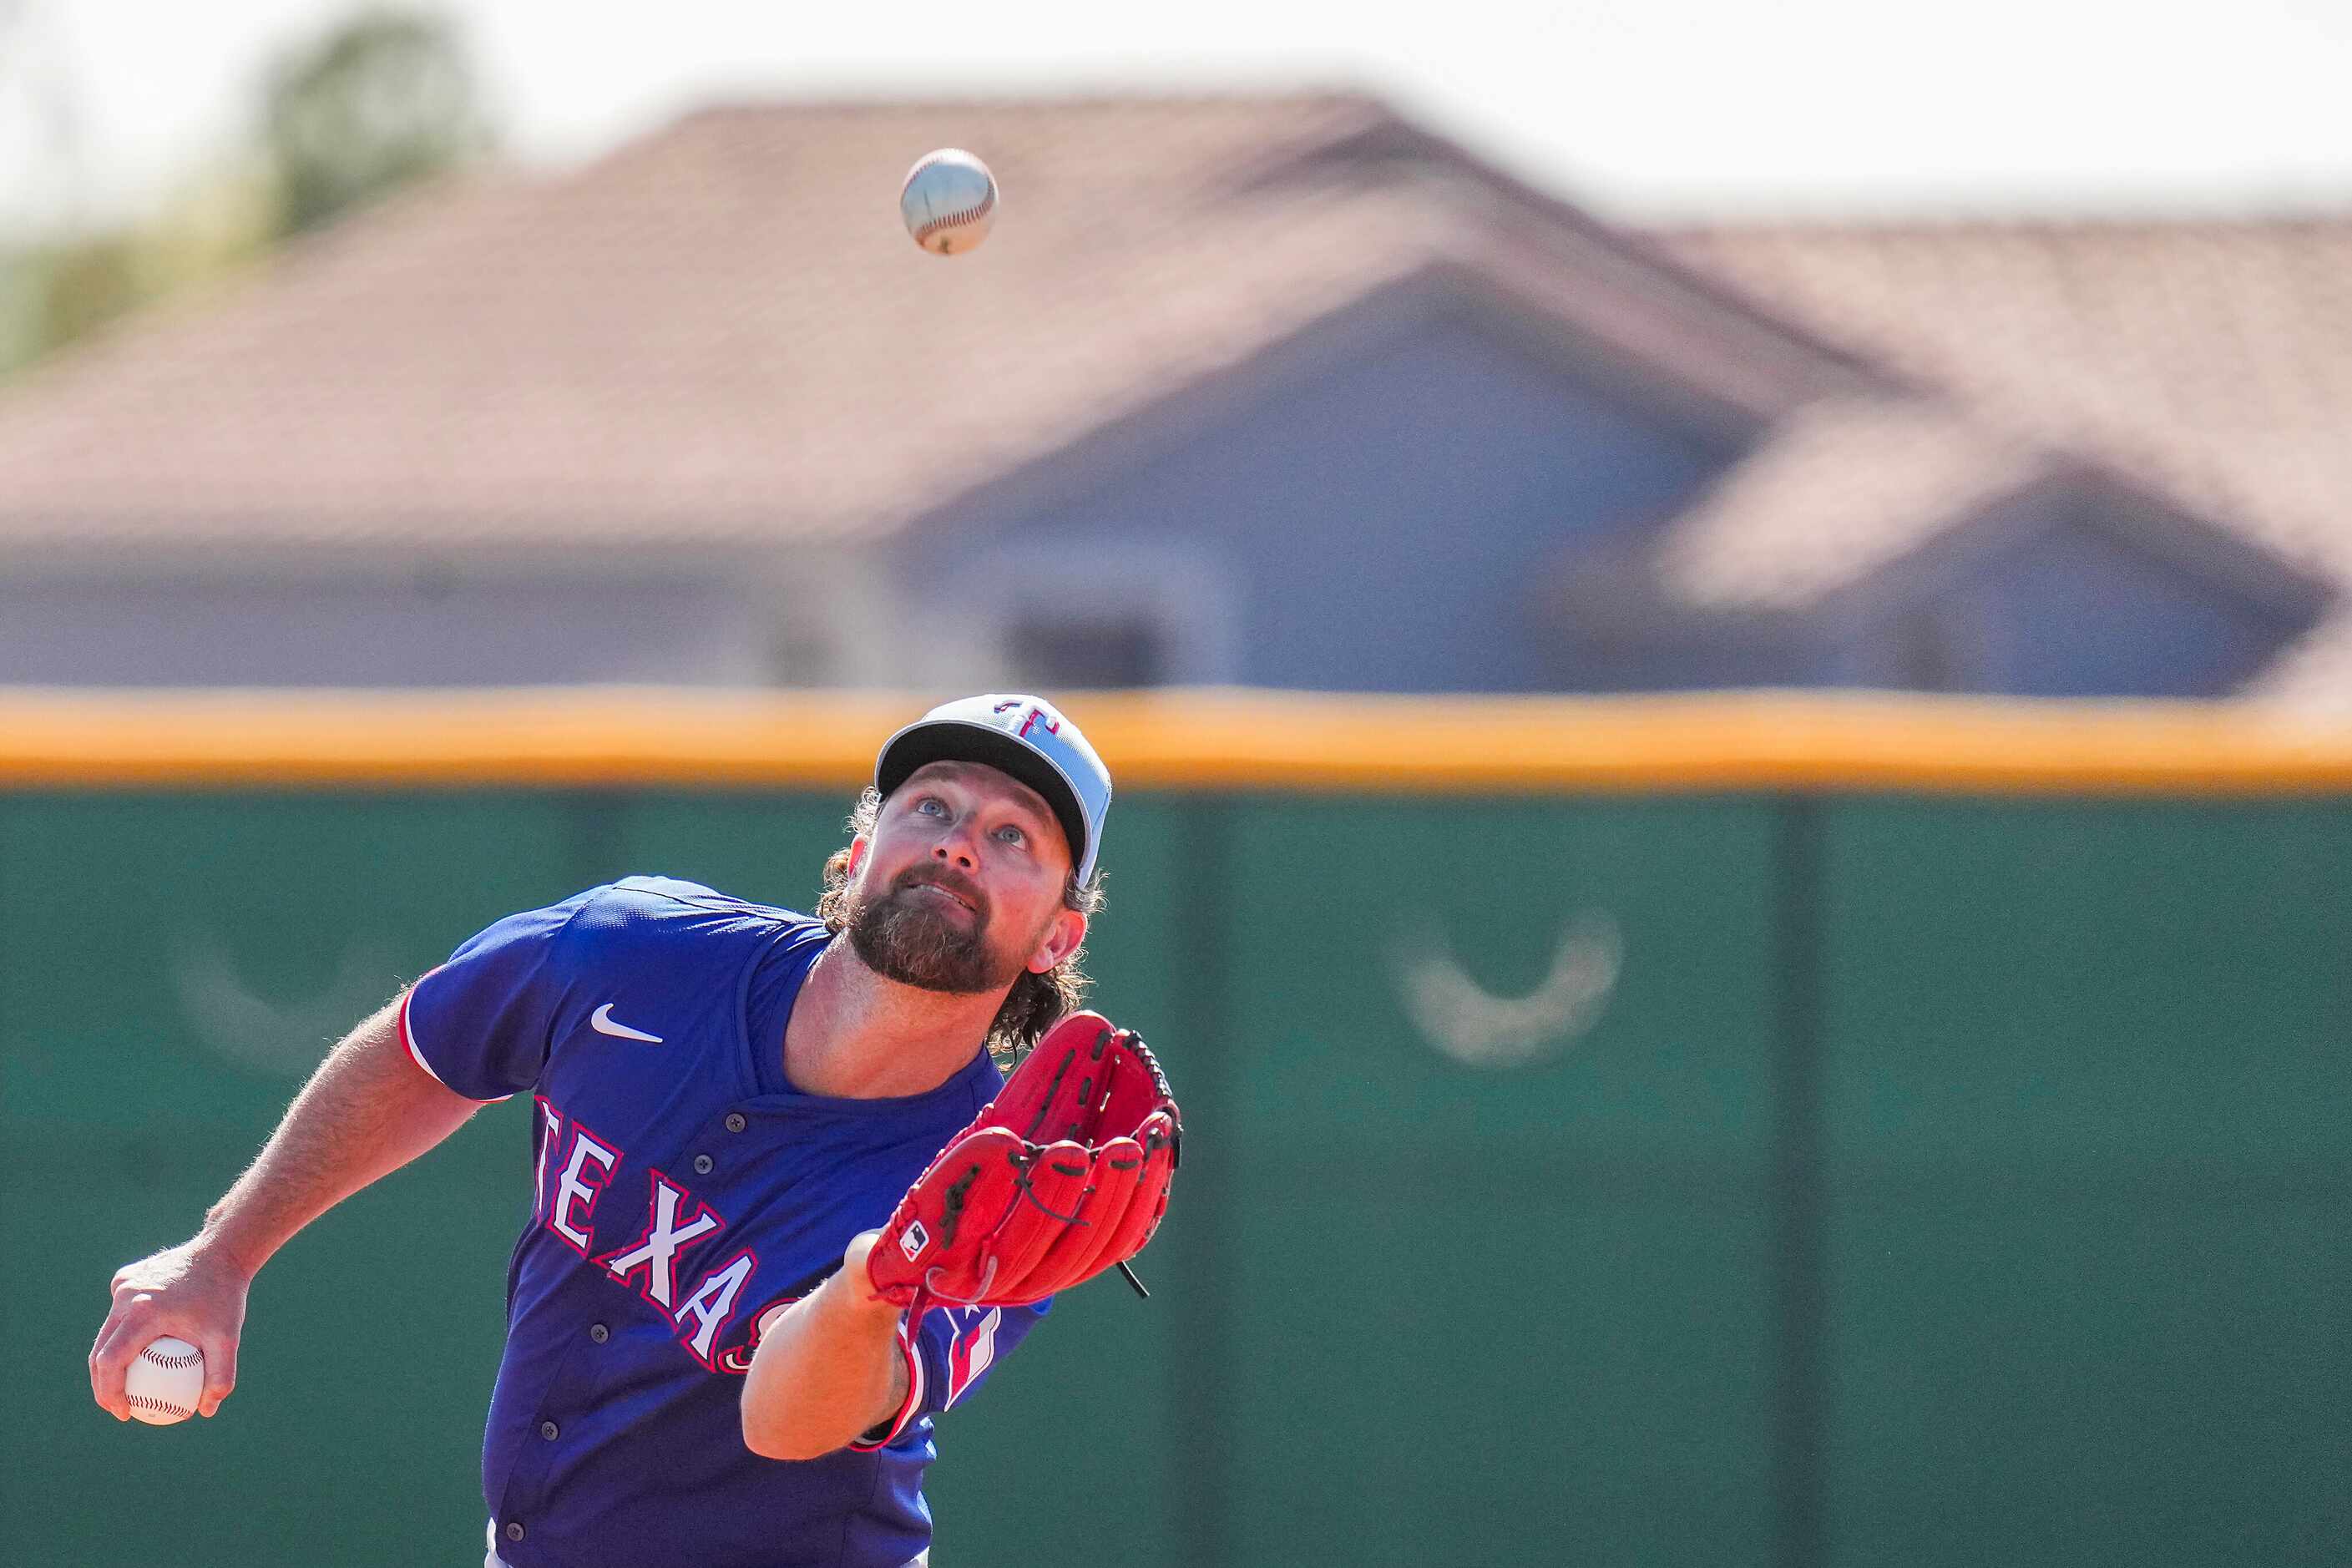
{"left": 846, "top": 871, "right": 1030, "bottom": 995}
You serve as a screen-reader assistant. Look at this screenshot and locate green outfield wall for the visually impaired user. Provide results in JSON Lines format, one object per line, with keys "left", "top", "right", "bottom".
{"left": 3, "top": 695, "right": 2346, "bottom": 1567}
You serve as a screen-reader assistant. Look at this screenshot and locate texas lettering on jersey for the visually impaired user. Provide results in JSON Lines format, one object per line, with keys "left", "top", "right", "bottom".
{"left": 533, "top": 1093, "right": 1001, "bottom": 1399}
{"left": 535, "top": 1094, "right": 771, "bottom": 1370}
{"left": 404, "top": 879, "right": 1055, "bottom": 1567}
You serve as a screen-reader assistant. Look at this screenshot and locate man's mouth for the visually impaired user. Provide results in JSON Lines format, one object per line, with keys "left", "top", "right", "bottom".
{"left": 903, "top": 878, "right": 979, "bottom": 915}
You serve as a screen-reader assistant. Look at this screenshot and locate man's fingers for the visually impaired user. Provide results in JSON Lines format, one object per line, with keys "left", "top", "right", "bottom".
{"left": 198, "top": 1338, "right": 238, "bottom": 1417}
{"left": 88, "top": 1317, "right": 135, "bottom": 1420}
{"left": 92, "top": 1245, "right": 255, "bottom": 1424}
{"left": 91, "top": 1303, "right": 242, "bottom": 1422}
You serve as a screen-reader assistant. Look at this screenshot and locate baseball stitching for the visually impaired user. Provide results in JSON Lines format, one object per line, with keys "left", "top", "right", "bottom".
{"left": 140, "top": 1345, "right": 202, "bottom": 1368}
{"left": 913, "top": 185, "right": 995, "bottom": 247}
{"left": 128, "top": 1393, "right": 195, "bottom": 1417}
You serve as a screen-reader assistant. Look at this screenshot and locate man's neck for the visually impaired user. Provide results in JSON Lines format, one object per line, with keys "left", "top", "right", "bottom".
{"left": 782, "top": 936, "right": 1004, "bottom": 1098}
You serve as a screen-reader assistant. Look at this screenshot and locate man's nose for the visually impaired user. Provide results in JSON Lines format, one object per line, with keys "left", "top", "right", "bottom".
{"left": 932, "top": 828, "right": 980, "bottom": 869}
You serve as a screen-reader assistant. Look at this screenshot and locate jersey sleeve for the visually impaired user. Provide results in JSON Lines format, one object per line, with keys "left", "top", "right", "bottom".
{"left": 400, "top": 888, "right": 602, "bottom": 1102}
{"left": 852, "top": 1298, "right": 1051, "bottom": 1451}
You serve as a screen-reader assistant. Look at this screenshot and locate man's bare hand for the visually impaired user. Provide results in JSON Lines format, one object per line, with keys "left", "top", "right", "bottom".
{"left": 89, "top": 1240, "right": 252, "bottom": 1421}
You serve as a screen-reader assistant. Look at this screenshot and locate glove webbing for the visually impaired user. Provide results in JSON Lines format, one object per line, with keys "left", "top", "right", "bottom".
{"left": 1008, "top": 1028, "right": 1172, "bottom": 1299}
{"left": 923, "top": 1137, "right": 1156, "bottom": 1305}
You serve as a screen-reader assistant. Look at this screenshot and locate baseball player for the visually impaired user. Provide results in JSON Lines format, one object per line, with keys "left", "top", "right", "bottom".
{"left": 88, "top": 694, "right": 1178, "bottom": 1568}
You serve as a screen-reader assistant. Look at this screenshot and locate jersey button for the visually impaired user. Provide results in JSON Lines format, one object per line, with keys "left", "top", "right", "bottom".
{"left": 693, "top": 1154, "right": 714, "bottom": 1175}
{"left": 504, "top": 1523, "right": 524, "bottom": 1543}
{"left": 724, "top": 1112, "right": 746, "bottom": 1133}
{"left": 539, "top": 1420, "right": 559, "bottom": 1441}
{"left": 589, "top": 1323, "right": 609, "bottom": 1344}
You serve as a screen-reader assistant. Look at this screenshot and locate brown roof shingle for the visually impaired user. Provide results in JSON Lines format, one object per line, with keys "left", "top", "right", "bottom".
{"left": 1653, "top": 217, "right": 2352, "bottom": 709}
{"left": 1651, "top": 397, "right": 2050, "bottom": 608}
{"left": 0, "top": 96, "right": 1389, "bottom": 541}
{"left": 0, "top": 94, "right": 1894, "bottom": 549}
{"left": 2, "top": 95, "right": 2345, "bottom": 710}
{"left": 1658, "top": 219, "right": 2352, "bottom": 573}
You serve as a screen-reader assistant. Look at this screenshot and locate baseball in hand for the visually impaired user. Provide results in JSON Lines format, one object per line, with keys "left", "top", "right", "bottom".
{"left": 900, "top": 149, "right": 998, "bottom": 255}
{"left": 124, "top": 1336, "right": 205, "bottom": 1425}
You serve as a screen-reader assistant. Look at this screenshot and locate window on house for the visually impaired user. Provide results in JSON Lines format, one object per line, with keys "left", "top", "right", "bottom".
{"left": 767, "top": 620, "right": 832, "bottom": 685}
{"left": 1007, "top": 615, "right": 1166, "bottom": 688}
{"left": 1895, "top": 604, "right": 1960, "bottom": 691}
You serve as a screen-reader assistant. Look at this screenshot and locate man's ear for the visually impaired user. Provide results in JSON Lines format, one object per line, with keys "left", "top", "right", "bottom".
{"left": 1027, "top": 908, "right": 1087, "bottom": 974}
{"left": 844, "top": 835, "right": 869, "bottom": 883}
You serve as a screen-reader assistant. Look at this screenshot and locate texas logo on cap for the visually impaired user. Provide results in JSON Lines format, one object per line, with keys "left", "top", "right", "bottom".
{"left": 873, "top": 695, "right": 1113, "bottom": 885}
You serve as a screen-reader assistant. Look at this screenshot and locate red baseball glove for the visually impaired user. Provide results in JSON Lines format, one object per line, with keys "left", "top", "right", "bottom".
{"left": 867, "top": 1011, "right": 1180, "bottom": 1321}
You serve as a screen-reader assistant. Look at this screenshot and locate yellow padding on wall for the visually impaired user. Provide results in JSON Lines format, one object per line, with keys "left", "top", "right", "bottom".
{"left": 0, "top": 688, "right": 2348, "bottom": 795}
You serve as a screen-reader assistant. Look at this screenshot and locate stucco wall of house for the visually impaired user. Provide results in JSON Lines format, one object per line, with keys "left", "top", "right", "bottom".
{"left": 1824, "top": 497, "right": 2305, "bottom": 698}
{"left": 906, "top": 293, "right": 1745, "bottom": 693}
{"left": 0, "top": 559, "right": 781, "bottom": 686}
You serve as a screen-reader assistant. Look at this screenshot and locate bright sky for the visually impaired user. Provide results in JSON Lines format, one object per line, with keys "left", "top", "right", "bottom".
{"left": 5, "top": 0, "right": 2351, "bottom": 237}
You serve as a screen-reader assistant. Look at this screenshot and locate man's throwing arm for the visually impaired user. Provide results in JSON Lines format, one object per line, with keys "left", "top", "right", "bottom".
{"left": 89, "top": 993, "right": 487, "bottom": 1421}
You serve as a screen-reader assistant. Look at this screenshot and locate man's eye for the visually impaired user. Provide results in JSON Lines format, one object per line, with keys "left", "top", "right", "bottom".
{"left": 995, "top": 824, "right": 1027, "bottom": 846}
{"left": 914, "top": 797, "right": 946, "bottom": 817}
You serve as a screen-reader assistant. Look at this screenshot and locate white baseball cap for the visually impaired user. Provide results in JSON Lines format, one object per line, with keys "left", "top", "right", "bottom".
{"left": 873, "top": 694, "right": 1112, "bottom": 885}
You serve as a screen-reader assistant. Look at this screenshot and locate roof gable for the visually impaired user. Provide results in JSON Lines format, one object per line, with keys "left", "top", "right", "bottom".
{"left": 0, "top": 94, "right": 1882, "bottom": 549}
{"left": 1651, "top": 218, "right": 2352, "bottom": 710}
{"left": 0, "top": 96, "right": 2344, "bottom": 711}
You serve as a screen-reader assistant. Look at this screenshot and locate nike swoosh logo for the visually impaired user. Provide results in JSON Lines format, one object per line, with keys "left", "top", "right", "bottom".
{"left": 589, "top": 1004, "right": 665, "bottom": 1044}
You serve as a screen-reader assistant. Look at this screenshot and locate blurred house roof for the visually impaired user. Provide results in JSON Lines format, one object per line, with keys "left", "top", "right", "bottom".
{"left": 1656, "top": 219, "right": 2352, "bottom": 708}
{"left": 0, "top": 93, "right": 1877, "bottom": 549}
{"left": 0, "top": 93, "right": 2344, "bottom": 706}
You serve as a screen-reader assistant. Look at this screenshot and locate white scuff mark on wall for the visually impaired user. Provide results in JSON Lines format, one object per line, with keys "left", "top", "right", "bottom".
{"left": 1393, "top": 914, "right": 1621, "bottom": 1069}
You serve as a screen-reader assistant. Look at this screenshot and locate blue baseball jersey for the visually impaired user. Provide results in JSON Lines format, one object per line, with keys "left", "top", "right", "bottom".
{"left": 400, "top": 876, "right": 1048, "bottom": 1568}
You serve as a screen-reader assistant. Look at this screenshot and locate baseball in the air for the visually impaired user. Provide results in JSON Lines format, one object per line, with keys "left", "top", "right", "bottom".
{"left": 900, "top": 149, "right": 998, "bottom": 255}
{"left": 124, "top": 1335, "right": 205, "bottom": 1425}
